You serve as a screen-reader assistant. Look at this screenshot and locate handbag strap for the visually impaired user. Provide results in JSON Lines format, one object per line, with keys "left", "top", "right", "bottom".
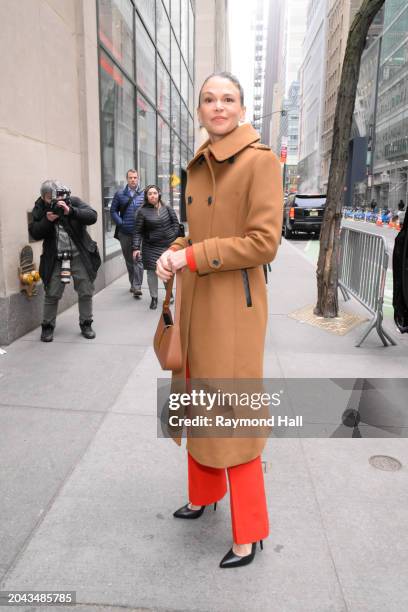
{"left": 162, "top": 270, "right": 182, "bottom": 325}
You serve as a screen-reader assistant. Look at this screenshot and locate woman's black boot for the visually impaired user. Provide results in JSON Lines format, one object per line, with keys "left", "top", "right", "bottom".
{"left": 219, "top": 540, "right": 263, "bottom": 569}
{"left": 150, "top": 297, "right": 158, "bottom": 310}
{"left": 173, "top": 501, "right": 217, "bottom": 519}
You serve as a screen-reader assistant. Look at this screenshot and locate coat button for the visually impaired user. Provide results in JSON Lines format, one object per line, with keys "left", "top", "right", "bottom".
{"left": 187, "top": 196, "right": 193, "bottom": 205}
{"left": 207, "top": 196, "right": 212, "bottom": 205}
{"left": 212, "top": 259, "right": 220, "bottom": 266}
{"left": 188, "top": 239, "right": 192, "bottom": 246}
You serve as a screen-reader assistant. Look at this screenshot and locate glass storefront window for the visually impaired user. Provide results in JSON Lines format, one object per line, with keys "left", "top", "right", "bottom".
{"left": 189, "top": 77, "right": 194, "bottom": 115}
{"left": 135, "top": 0, "right": 156, "bottom": 39}
{"left": 181, "top": 143, "right": 188, "bottom": 171}
{"left": 171, "top": 82, "right": 181, "bottom": 136}
{"left": 99, "top": 50, "right": 135, "bottom": 255}
{"left": 188, "top": 2, "right": 194, "bottom": 74}
{"left": 188, "top": 114, "right": 194, "bottom": 152}
{"left": 171, "top": 0, "right": 180, "bottom": 42}
{"left": 381, "top": 6, "right": 408, "bottom": 58}
{"left": 97, "top": 0, "right": 194, "bottom": 258}
{"left": 181, "top": 100, "right": 188, "bottom": 146}
{"left": 136, "top": 16, "right": 156, "bottom": 105}
{"left": 156, "top": 0, "right": 170, "bottom": 66}
{"left": 137, "top": 94, "right": 157, "bottom": 187}
{"left": 157, "top": 117, "right": 171, "bottom": 204}
{"left": 171, "top": 132, "right": 181, "bottom": 213}
{"left": 181, "top": 0, "right": 188, "bottom": 62}
{"left": 157, "top": 58, "right": 171, "bottom": 120}
{"left": 171, "top": 31, "right": 180, "bottom": 91}
{"left": 98, "top": 0, "right": 134, "bottom": 75}
{"left": 181, "top": 58, "right": 188, "bottom": 105}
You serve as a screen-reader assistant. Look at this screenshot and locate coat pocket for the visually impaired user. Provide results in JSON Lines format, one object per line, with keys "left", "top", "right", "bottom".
{"left": 88, "top": 239, "right": 102, "bottom": 274}
{"left": 241, "top": 269, "right": 252, "bottom": 307}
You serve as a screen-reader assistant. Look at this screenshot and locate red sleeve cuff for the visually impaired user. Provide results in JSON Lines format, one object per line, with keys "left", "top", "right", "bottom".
{"left": 186, "top": 246, "right": 197, "bottom": 272}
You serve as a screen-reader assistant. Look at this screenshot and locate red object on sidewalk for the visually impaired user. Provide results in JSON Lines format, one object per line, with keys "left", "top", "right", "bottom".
{"left": 187, "top": 452, "right": 269, "bottom": 544}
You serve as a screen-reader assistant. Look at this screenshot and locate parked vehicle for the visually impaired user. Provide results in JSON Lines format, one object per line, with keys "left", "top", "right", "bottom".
{"left": 282, "top": 194, "right": 326, "bottom": 239}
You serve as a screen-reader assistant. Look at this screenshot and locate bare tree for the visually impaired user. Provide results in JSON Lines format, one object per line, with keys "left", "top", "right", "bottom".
{"left": 314, "top": 0, "right": 386, "bottom": 317}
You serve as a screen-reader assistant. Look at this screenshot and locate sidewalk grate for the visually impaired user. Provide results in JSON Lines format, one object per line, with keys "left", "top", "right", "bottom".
{"left": 369, "top": 455, "right": 402, "bottom": 471}
{"left": 288, "top": 304, "right": 367, "bottom": 336}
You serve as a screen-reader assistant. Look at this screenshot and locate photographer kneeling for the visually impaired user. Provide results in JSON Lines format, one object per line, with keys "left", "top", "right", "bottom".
{"left": 29, "top": 180, "right": 101, "bottom": 342}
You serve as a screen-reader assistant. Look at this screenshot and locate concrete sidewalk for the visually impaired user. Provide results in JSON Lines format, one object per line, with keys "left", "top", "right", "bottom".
{"left": 0, "top": 239, "right": 407, "bottom": 612}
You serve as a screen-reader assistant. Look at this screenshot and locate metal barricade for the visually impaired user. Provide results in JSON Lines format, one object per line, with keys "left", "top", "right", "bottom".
{"left": 338, "top": 226, "right": 396, "bottom": 347}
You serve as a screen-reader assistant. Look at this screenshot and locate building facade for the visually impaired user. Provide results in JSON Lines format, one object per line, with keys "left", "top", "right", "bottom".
{"left": 194, "top": 0, "right": 231, "bottom": 147}
{"left": 0, "top": 0, "right": 230, "bottom": 344}
{"left": 261, "top": 0, "right": 286, "bottom": 152}
{"left": 352, "top": 0, "right": 407, "bottom": 210}
{"left": 285, "top": 0, "right": 308, "bottom": 95}
{"left": 298, "top": 0, "right": 328, "bottom": 193}
{"left": 280, "top": 0, "right": 308, "bottom": 191}
{"left": 98, "top": 0, "right": 196, "bottom": 259}
{"left": 320, "top": 0, "right": 364, "bottom": 191}
{"left": 251, "top": 0, "right": 269, "bottom": 139}
{"left": 281, "top": 81, "right": 301, "bottom": 192}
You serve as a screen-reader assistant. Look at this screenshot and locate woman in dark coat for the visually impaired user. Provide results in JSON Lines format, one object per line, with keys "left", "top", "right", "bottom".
{"left": 132, "top": 185, "right": 180, "bottom": 309}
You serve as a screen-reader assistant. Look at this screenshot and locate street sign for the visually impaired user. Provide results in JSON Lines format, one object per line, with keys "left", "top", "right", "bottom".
{"left": 171, "top": 174, "right": 181, "bottom": 187}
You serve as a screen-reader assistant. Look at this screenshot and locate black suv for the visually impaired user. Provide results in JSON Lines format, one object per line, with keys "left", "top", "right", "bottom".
{"left": 282, "top": 194, "right": 326, "bottom": 239}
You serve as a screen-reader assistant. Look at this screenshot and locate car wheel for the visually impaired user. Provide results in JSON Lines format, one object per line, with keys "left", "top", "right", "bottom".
{"left": 284, "top": 224, "right": 293, "bottom": 239}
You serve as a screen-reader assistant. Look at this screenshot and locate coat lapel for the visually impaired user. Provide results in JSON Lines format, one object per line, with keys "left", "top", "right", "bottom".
{"left": 187, "top": 123, "right": 261, "bottom": 169}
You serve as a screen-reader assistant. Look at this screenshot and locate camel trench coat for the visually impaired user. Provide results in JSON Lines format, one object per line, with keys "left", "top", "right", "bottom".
{"left": 169, "top": 123, "right": 284, "bottom": 468}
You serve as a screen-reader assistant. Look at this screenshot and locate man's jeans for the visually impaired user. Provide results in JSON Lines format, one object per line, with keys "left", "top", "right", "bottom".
{"left": 42, "top": 255, "right": 94, "bottom": 326}
{"left": 118, "top": 230, "right": 144, "bottom": 289}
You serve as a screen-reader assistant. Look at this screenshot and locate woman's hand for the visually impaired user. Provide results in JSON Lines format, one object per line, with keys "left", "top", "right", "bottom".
{"left": 156, "top": 248, "right": 187, "bottom": 281}
{"left": 132, "top": 250, "right": 141, "bottom": 260}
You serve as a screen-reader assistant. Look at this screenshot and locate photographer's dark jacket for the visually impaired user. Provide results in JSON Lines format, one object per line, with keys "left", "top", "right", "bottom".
{"left": 29, "top": 197, "right": 101, "bottom": 287}
{"left": 132, "top": 203, "right": 180, "bottom": 270}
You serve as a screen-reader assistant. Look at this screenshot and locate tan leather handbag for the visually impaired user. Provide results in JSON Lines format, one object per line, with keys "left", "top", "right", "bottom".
{"left": 153, "top": 271, "right": 183, "bottom": 371}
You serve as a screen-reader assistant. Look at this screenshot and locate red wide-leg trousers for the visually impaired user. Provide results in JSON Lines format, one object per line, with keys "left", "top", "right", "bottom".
{"left": 187, "top": 452, "right": 269, "bottom": 545}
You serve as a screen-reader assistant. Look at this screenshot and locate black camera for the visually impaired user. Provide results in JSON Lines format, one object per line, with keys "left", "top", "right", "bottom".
{"left": 49, "top": 186, "right": 71, "bottom": 216}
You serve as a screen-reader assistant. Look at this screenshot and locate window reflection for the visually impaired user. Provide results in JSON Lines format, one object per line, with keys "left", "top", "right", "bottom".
{"left": 157, "top": 58, "right": 171, "bottom": 120}
{"left": 136, "top": 16, "right": 156, "bottom": 104}
{"left": 158, "top": 117, "right": 171, "bottom": 204}
{"left": 135, "top": 0, "right": 156, "bottom": 38}
{"left": 99, "top": 0, "right": 133, "bottom": 75}
{"left": 100, "top": 51, "right": 135, "bottom": 256}
{"left": 97, "top": 0, "right": 194, "bottom": 258}
{"left": 137, "top": 94, "right": 157, "bottom": 187}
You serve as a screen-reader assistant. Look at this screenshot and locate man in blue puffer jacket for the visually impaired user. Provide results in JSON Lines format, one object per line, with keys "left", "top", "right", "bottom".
{"left": 111, "top": 169, "right": 144, "bottom": 297}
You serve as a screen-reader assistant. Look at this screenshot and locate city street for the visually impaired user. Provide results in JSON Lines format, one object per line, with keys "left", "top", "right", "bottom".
{"left": 2, "top": 0, "right": 408, "bottom": 610}
{"left": 1, "top": 239, "right": 408, "bottom": 612}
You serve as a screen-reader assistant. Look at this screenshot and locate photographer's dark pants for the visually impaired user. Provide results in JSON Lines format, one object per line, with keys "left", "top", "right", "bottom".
{"left": 118, "top": 230, "right": 143, "bottom": 290}
{"left": 42, "top": 255, "right": 94, "bottom": 327}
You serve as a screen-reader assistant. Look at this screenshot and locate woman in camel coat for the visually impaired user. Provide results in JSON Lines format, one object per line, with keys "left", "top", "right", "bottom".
{"left": 157, "top": 72, "right": 283, "bottom": 569}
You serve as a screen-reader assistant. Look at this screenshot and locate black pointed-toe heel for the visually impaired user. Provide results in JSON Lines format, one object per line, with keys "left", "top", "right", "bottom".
{"left": 173, "top": 502, "right": 217, "bottom": 519}
{"left": 219, "top": 540, "right": 263, "bottom": 569}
